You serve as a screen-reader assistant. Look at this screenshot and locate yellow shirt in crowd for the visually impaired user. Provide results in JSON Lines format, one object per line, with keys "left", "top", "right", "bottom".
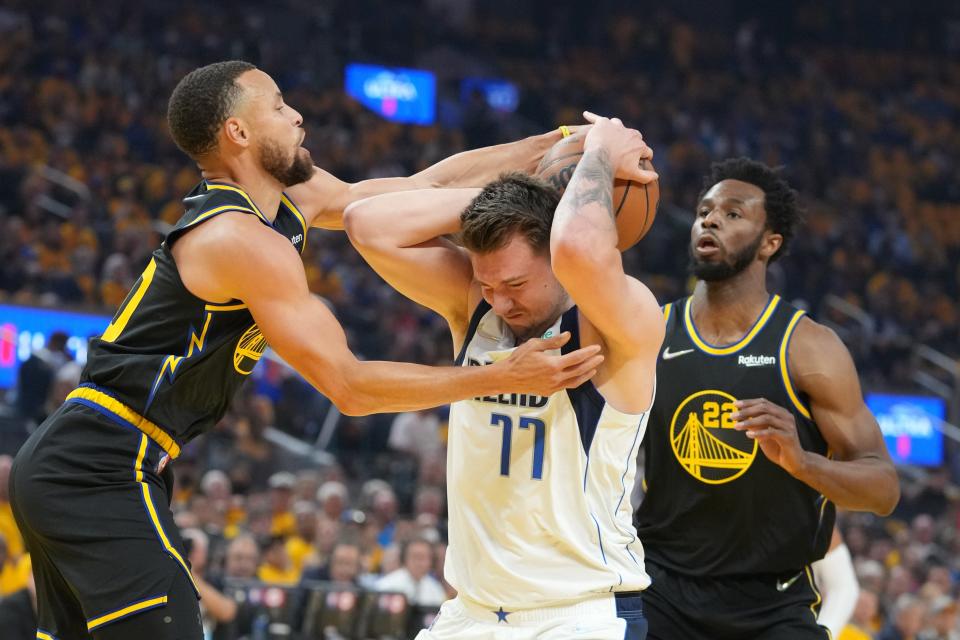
{"left": 0, "top": 554, "right": 31, "bottom": 596}
{"left": 0, "top": 502, "right": 24, "bottom": 558}
{"left": 257, "top": 563, "right": 300, "bottom": 587}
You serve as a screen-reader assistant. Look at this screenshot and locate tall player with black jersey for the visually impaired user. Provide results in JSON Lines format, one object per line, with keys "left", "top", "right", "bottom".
{"left": 634, "top": 158, "right": 899, "bottom": 640}
{"left": 8, "top": 61, "right": 603, "bottom": 640}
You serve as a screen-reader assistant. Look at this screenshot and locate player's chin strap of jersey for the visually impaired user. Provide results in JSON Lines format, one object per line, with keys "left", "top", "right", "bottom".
{"left": 65, "top": 385, "right": 182, "bottom": 465}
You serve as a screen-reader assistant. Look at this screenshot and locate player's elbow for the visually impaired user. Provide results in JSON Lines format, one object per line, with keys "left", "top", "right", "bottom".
{"left": 317, "top": 376, "right": 372, "bottom": 417}
{"left": 343, "top": 201, "right": 374, "bottom": 247}
{"left": 875, "top": 466, "right": 901, "bottom": 516}
{"left": 323, "top": 362, "right": 379, "bottom": 416}
{"left": 287, "top": 345, "right": 374, "bottom": 416}
{"left": 328, "top": 393, "right": 374, "bottom": 417}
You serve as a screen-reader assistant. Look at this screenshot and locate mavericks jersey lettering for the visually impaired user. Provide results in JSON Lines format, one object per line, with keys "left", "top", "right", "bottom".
{"left": 445, "top": 301, "right": 651, "bottom": 609}
{"left": 634, "top": 295, "right": 835, "bottom": 577}
{"left": 80, "top": 181, "right": 307, "bottom": 446}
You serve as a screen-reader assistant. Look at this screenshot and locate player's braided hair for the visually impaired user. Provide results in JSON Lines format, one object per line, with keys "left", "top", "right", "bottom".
{"left": 699, "top": 158, "right": 803, "bottom": 262}
{"left": 167, "top": 60, "right": 256, "bottom": 159}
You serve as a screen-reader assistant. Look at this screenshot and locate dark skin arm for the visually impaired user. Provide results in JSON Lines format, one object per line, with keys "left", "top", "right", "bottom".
{"left": 732, "top": 317, "right": 899, "bottom": 515}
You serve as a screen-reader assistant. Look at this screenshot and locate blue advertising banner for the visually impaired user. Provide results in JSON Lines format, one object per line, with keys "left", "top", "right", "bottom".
{"left": 867, "top": 393, "right": 945, "bottom": 466}
{"left": 345, "top": 63, "right": 436, "bottom": 125}
{"left": 0, "top": 304, "right": 111, "bottom": 388}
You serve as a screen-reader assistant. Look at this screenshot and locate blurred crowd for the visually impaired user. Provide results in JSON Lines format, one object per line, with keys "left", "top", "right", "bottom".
{"left": 0, "top": 0, "right": 959, "bottom": 638}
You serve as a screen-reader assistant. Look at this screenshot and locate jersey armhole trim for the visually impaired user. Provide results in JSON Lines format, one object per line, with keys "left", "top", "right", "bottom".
{"left": 454, "top": 300, "right": 492, "bottom": 366}
{"left": 281, "top": 192, "right": 309, "bottom": 253}
{"left": 779, "top": 309, "right": 812, "bottom": 419}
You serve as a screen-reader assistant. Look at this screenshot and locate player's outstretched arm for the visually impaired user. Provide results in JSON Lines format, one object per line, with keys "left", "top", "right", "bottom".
{"left": 732, "top": 319, "right": 900, "bottom": 515}
{"left": 343, "top": 188, "right": 479, "bottom": 333}
{"left": 288, "top": 128, "right": 574, "bottom": 231}
{"left": 550, "top": 114, "right": 663, "bottom": 361}
{"left": 175, "top": 214, "right": 603, "bottom": 416}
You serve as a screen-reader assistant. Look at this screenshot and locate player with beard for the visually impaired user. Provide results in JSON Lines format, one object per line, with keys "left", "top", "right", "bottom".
{"left": 9, "top": 61, "right": 602, "bottom": 640}
{"left": 633, "top": 158, "right": 899, "bottom": 640}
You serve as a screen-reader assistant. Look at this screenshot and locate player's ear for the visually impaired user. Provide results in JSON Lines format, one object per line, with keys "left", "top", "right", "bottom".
{"left": 223, "top": 116, "right": 250, "bottom": 149}
{"left": 759, "top": 231, "right": 783, "bottom": 261}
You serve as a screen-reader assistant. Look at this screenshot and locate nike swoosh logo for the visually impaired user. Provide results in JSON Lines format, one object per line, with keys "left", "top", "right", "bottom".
{"left": 662, "top": 347, "right": 694, "bottom": 360}
{"left": 776, "top": 571, "right": 803, "bottom": 592}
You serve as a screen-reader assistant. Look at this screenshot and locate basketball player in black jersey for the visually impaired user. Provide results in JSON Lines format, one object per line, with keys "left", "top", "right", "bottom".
{"left": 8, "top": 61, "right": 603, "bottom": 640}
{"left": 634, "top": 158, "right": 899, "bottom": 640}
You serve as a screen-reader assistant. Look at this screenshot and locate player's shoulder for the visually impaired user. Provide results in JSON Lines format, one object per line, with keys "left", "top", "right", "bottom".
{"left": 174, "top": 210, "right": 290, "bottom": 266}
{"left": 791, "top": 314, "right": 845, "bottom": 352}
{"left": 788, "top": 314, "right": 856, "bottom": 380}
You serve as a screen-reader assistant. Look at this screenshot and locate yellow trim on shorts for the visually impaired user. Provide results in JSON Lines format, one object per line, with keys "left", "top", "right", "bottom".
{"left": 86, "top": 594, "right": 169, "bottom": 631}
{"left": 134, "top": 433, "right": 200, "bottom": 596}
{"left": 36, "top": 632, "right": 56, "bottom": 640}
{"left": 684, "top": 294, "right": 780, "bottom": 355}
{"left": 66, "top": 387, "right": 181, "bottom": 460}
{"left": 134, "top": 432, "right": 148, "bottom": 483}
{"left": 779, "top": 309, "right": 812, "bottom": 419}
{"left": 805, "top": 565, "right": 832, "bottom": 639}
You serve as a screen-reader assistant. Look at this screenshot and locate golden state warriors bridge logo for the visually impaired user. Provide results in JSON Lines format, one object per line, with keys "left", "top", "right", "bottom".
{"left": 234, "top": 324, "right": 267, "bottom": 375}
{"left": 670, "top": 390, "right": 757, "bottom": 484}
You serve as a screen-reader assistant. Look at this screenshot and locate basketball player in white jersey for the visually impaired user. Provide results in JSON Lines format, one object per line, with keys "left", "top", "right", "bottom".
{"left": 344, "top": 115, "right": 663, "bottom": 639}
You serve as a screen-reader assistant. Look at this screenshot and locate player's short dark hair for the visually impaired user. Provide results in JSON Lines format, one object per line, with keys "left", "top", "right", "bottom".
{"left": 699, "top": 158, "right": 802, "bottom": 262}
{"left": 460, "top": 172, "right": 560, "bottom": 255}
{"left": 167, "top": 60, "right": 257, "bottom": 159}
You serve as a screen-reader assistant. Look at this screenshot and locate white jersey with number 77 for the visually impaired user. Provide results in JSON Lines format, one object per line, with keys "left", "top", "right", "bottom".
{"left": 444, "top": 300, "right": 652, "bottom": 610}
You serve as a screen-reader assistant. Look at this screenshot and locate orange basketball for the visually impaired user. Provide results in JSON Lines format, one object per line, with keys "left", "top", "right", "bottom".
{"left": 536, "top": 131, "right": 659, "bottom": 251}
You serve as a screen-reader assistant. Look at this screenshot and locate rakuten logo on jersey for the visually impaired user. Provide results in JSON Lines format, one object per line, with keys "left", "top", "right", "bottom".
{"left": 738, "top": 354, "right": 776, "bottom": 367}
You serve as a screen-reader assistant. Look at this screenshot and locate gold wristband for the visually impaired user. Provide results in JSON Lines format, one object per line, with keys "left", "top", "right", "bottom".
{"left": 558, "top": 125, "right": 572, "bottom": 138}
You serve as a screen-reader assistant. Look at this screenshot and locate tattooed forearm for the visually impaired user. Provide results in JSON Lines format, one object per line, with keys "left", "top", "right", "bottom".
{"left": 565, "top": 149, "right": 615, "bottom": 220}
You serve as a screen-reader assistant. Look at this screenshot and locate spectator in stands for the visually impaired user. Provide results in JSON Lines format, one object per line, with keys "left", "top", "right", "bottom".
{"left": 208, "top": 533, "right": 260, "bottom": 640}
{"left": 387, "top": 409, "right": 443, "bottom": 459}
{"left": 0, "top": 573, "right": 36, "bottom": 639}
{"left": 311, "top": 515, "right": 343, "bottom": 570}
{"left": 919, "top": 596, "right": 960, "bottom": 640}
{"left": 293, "top": 469, "right": 322, "bottom": 504}
{"left": 843, "top": 589, "right": 882, "bottom": 640}
{"left": 0, "top": 534, "right": 30, "bottom": 597}
{"left": 286, "top": 500, "right": 319, "bottom": 575}
{"left": 375, "top": 538, "right": 446, "bottom": 607}
{"left": 301, "top": 540, "right": 364, "bottom": 587}
{"left": 182, "top": 528, "right": 241, "bottom": 635}
{"left": 257, "top": 535, "right": 299, "bottom": 586}
{"left": 268, "top": 471, "right": 297, "bottom": 537}
{"left": 0, "top": 456, "right": 23, "bottom": 561}
{"left": 369, "top": 484, "right": 399, "bottom": 556}
{"left": 218, "top": 534, "right": 260, "bottom": 583}
{"left": 317, "top": 480, "right": 349, "bottom": 522}
{"left": 879, "top": 594, "right": 929, "bottom": 640}
{"left": 14, "top": 331, "right": 69, "bottom": 425}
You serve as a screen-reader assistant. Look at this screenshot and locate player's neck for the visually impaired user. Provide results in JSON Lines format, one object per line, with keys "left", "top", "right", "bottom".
{"left": 200, "top": 164, "right": 283, "bottom": 223}
{"left": 691, "top": 269, "right": 771, "bottom": 336}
